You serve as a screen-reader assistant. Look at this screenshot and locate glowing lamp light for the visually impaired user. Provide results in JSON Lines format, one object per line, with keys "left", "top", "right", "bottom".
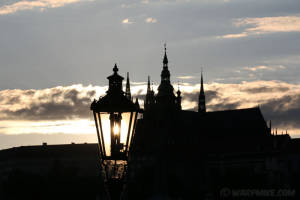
{"left": 90, "top": 64, "right": 140, "bottom": 160}
{"left": 113, "top": 124, "right": 120, "bottom": 135}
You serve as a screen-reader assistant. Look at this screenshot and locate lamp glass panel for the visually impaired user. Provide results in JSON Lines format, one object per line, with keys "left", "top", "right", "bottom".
{"left": 120, "top": 112, "right": 131, "bottom": 146}
{"left": 98, "top": 113, "right": 111, "bottom": 156}
{"left": 99, "top": 112, "right": 132, "bottom": 157}
{"left": 127, "top": 112, "right": 136, "bottom": 150}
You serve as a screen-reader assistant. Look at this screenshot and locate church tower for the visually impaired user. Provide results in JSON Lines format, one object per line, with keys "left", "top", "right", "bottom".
{"left": 198, "top": 71, "right": 206, "bottom": 113}
{"left": 156, "top": 44, "right": 176, "bottom": 106}
{"left": 125, "top": 72, "right": 131, "bottom": 100}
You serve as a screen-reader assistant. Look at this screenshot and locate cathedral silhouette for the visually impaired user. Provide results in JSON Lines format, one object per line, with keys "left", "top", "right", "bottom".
{"left": 121, "top": 45, "right": 299, "bottom": 199}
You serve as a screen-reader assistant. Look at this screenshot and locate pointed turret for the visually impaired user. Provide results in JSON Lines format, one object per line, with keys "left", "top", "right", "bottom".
{"left": 176, "top": 84, "right": 182, "bottom": 110}
{"left": 198, "top": 71, "right": 206, "bottom": 113}
{"left": 147, "top": 76, "right": 151, "bottom": 93}
{"left": 135, "top": 97, "right": 140, "bottom": 109}
{"left": 145, "top": 76, "right": 155, "bottom": 110}
{"left": 125, "top": 72, "right": 131, "bottom": 100}
{"left": 160, "top": 43, "right": 171, "bottom": 82}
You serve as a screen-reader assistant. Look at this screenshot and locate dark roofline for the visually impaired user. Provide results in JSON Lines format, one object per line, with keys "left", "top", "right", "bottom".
{"left": 0, "top": 143, "right": 98, "bottom": 151}
{"left": 207, "top": 106, "right": 261, "bottom": 114}
{"left": 182, "top": 106, "right": 261, "bottom": 114}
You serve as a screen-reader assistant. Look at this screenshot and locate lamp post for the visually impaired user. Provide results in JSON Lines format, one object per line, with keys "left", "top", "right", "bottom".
{"left": 90, "top": 64, "right": 141, "bottom": 199}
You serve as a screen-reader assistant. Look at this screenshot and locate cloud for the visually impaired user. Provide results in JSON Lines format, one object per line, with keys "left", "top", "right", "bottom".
{"left": 261, "top": 94, "right": 300, "bottom": 129}
{"left": 141, "top": 0, "right": 149, "bottom": 4}
{"left": 122, "top": 18, "right": 134, "bottom": 24}
{"left": 231, "top": 65, "right": 288, "bottom": 81}
{"left": 176, "top": 76, "right": 196, "bottom": 80}
{"left": 0, "top": 0, "right": 91, "bottom": 15}
{"left": 220, "top": 15, "right": 300, "bottom": 39}
{"left": 0, "top": 81, "right": 300, "bottom": 135}
{"left": 145, "top": 17, "right": 157, "bottom": 23}
{"left": 243, "top": 65, "right": 286, "bottom": 72}
{"left": 0, "top": 84, "right": 147, "bottom": 121}
{"left": 121, "top": 3, "right": 138, "bottom": 8}
{"left": 243, "top": 86, "right": 289, "bottom": 94}
{"left": 182, "top": 90, "right": 218, "bottom": 109}
{"left": 0, "top": 84, "right": 105, "bottom": 120}
{"left": 220, "top": 32, "right": 248, "bottom": 39}
{"left": 140, "top": 0, "right": 190, "bottom": 4}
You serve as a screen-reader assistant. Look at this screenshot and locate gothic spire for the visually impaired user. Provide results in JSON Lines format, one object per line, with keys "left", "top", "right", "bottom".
{"left": 198, "top": 70, "right": 206, "bottom": 113}
{"left": 160, "top": 43, "right": 171, "bottom": 83}
{"left": 200, "top": 70, "right": 204, "bottom": 95}
{"left": 147, "top": 76, "right": 151, "bottom": 93}
{"left": 176, "top": 83, "right": 182, "bottom": 110}
{"left": 135, "top": 97, "right": 140, "bottom": 109}
{"left": 113, "top": 63, "right": 118, "bottom": 73}
{"left": 125, "top": 72, "right": 131, "bottom": 100}
{"left": 163, "top": 43, "right": 168, "bottom": 67}
{"left": 145, "top": 76, "right": 155, "bottom": 111}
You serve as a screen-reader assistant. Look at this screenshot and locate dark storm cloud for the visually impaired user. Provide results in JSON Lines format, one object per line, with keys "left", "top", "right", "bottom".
{"left": 179, "top": 81, "right": 300, "bottom": 132}
{"left": 0, "top": 85, "right": 101, "bottom": 120}
{"left": 182, "top": 90, "right": 218, "bottom": 105}
{"left": 5, "top": 100, "right": 89, "bottom": 120}
{"left": 261, "top": 94, "right": 300, "bottom": 129}
{"left": 209, "top": 101, "right": 241, "bottom": 111}
{"left": 183, "top": 90, "right": 240, "bottom": 111}
{"left": 243, "top": 86, "right": 290, "bottom": 94}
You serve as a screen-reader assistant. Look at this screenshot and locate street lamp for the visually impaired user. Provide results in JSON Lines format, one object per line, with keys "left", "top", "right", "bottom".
{"left": 90, "top": 64, "right": 141, "bottom": 198}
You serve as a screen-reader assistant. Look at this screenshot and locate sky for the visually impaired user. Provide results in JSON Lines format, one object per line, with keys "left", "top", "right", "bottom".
{"left": 0, "top": 0, "right": 300, "bottom": 149}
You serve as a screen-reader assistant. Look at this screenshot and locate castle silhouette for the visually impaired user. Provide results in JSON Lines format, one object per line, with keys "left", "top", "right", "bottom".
{"left": 0, "top": 45, "right": 299, "bottom": 200}
{"left": 121, "top": 45, "right": 299, "bottom": 199}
